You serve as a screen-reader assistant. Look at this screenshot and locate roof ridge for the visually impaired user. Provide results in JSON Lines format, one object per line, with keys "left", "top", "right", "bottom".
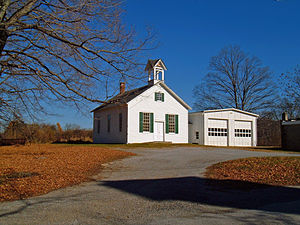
{"left": 91, "top": 83, "right": 152, "bottom": 112}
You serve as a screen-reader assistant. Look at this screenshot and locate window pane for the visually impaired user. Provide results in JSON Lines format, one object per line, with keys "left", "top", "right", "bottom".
{"left": 119, "top": 113, "right": 122, "bottom": 132}
{"left": 107, "top": 115, "right": 111, "bottom": 132}
{"left": 155, "top": 92, "right": 163, "bottom": 101}
{"left": 97, "top": 120, "right": 100, "bottom": 134}
{"left": 143, "top": 113, "right": 150, "bottom": 132}
{"left": 168, "top": 114, "right": 175, "bottom": 133}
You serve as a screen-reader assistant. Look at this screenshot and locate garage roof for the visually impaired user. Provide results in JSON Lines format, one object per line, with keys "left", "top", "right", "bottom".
{"left": 190, "top": 108, "right": 259, "bottom": 117}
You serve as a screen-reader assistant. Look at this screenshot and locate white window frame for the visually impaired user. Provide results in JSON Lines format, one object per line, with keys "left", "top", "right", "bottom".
{"left": 208, "top": 128, "right": 228, "bottom": 136}
{"left": 143, "top": 112, "right": 150, "bottom": 132}
{"left": 168, "top": 114, "right": 176, "bottom": 133}
{"left": 235, "top": 129, "right": 251, "bottom": 137}
{"left": 156, "top": 92, "right": 163, "bottom": 101}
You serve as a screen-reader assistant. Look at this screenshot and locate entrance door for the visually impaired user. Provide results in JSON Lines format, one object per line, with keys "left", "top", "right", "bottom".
{"left": 154, "top": 122, "right": 164, "bottom": 142}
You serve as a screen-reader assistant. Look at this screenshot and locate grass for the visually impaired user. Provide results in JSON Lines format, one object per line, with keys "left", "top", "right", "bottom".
{"left": 53, "top": 142, "right": 201, "bottom": 149}
{"left": 0, "top": 144, "right": 135, "bottom": 201}
{"left": 53, "top": 142, "right": 300, "bottom": 154}
{"left": 205, "top": 156, "right": 300, "bottom": 186}
{"left": 220, "top": 145, "right": 300, "bottom": 154}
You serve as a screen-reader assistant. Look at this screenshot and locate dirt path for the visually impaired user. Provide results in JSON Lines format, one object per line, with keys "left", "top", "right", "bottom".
{"left": 1, "top": 147, "right": 300, "bottom": 225}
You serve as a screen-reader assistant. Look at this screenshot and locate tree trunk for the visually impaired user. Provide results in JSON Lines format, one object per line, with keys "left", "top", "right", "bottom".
{"left": 0, "top": 24, "right": 7, "bottom": 55}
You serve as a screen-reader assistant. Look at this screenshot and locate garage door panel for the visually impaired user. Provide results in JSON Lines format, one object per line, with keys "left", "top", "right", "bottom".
{"left": 234, "top": 120, "right": 252, "bottom": 146}
{"left": 207, "top": 119, "right": 228, "bottom": 146}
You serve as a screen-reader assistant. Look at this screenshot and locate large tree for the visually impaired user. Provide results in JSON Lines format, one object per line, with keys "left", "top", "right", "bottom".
{"left": 0, "top": 0, "right": 154, "bottom": 124}
{"left": 280, "top": 66, "right": 300, "bottom": 118}
{"left": 193, "top": 45, "right": 276, "bottom": 113}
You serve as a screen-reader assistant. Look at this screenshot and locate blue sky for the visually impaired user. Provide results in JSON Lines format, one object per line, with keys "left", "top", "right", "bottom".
{"left": 46, "top": 0, "right": 300, "bottom": 129}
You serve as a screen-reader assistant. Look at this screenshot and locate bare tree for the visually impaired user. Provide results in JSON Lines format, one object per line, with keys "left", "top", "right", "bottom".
{"left": 193, "top": 45, "right": 276, "bottom": 113}
{"left": 280, "top": 66, "right": 300, "bottom": 118}
{"left": 0, "top": 0, "right": 154, "bottom": 124}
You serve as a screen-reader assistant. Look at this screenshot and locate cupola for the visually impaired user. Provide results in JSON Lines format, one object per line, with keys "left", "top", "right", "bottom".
{"left": 145, "top": 59, "right": 167, "bottom": 85}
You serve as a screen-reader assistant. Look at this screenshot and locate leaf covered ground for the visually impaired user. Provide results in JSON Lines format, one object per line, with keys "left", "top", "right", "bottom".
{"left": 0, "top": 144, "right": 135, "bottom": 201}
{"left": 205, "top": 156, "right": 300, "bottom": 186}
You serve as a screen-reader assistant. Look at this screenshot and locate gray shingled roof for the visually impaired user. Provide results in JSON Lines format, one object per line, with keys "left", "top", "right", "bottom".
{"left": 91, "top": 84, "right": 152, "bottom": 112}
{"left": 144, "top": 59, "right": 167, "bottom": 71}
{"left": 148, "top": 59, "right": 160, "bottom": 67}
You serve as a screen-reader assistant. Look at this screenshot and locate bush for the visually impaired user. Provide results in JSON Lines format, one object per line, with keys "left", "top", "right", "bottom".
{"left": 1, "top": 121, "right": 92, "bottom": 144}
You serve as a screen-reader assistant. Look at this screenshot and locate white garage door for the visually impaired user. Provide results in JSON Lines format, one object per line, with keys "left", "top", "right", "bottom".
{"left": 234, "top": 120, "right": 252, "bottom": 146}
{"left": 207, "top": 119, "right": 228, "bottom": 146}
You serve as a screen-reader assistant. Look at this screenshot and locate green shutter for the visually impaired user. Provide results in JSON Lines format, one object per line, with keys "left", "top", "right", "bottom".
{"left": 139, "top": 112, "right": 143, "bottom": 132}
{"left": 150, "top": 113, "right": 154, "bottom": 133}
{"left": 162, "top": 93, "right": 164, "bottom": 102}
{"left": 155, "top": 92, "right": 158, "bottom": 101}
{"left": 165, "top": 114, "right": 169, "bottom": 134}
{"left": 175, "top": 115, "right": 179, "bottom": 134}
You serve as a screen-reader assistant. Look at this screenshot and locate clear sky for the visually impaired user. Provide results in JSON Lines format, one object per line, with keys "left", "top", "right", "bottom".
{"left": 46, "top": 0, "right": 300, "bottom": 129}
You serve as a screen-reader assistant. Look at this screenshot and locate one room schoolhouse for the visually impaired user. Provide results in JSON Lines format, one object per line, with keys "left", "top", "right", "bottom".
{"left": 92, "top": 59, "right": 191, "bottom": 144}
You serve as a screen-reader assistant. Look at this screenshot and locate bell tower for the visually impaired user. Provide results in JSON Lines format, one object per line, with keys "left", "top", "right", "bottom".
{"left": 145, "top": 59, "right": 167, "bottom": 85}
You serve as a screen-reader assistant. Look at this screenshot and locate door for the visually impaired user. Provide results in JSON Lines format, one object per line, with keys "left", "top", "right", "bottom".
{"left": 207, "top": 119, "right": 228, "bottom": 146}
{"left": 154, "top": 122, "right": 164, "bottom": 142}
{"left": 234, "top": 120, "right": 252, "bottom": 146}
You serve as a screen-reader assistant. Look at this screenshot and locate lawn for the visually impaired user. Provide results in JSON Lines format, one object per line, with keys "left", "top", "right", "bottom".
{"left": 55, "top": 142, "right": 199, "bottom": 149}
{"left": 58, "top": 142, "right": 299, "bottom": 154}
{"left": 205, "top": 156, "right": 300, "bottom": 186}
{"left": 0, "top": 144, "right": 135, "bottom": 201}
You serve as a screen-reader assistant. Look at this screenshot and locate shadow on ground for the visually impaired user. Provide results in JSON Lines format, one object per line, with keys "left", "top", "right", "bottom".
{"left": 100, "top": 176, "right": 300, "bottom": 214}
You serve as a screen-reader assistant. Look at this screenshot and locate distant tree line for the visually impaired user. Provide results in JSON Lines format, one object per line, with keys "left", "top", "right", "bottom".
{"left": 0, "top": 120, "right": 92, "bottom": 144}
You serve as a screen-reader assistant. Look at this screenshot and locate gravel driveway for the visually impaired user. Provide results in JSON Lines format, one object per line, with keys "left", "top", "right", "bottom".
{"left": 1, "top": 147, "right": 300, "bottom": 225}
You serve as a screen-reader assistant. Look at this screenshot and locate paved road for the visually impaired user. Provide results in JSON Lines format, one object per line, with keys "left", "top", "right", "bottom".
{"left": 1, "top": 147, "right": 300, "bottom": 225}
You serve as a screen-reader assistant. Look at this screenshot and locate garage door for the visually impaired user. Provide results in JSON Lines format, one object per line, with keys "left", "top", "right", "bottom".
{"left": 207, "top": 119, "right": 228, "bottom": 146}
{"left": 234, "top": 120, "right": 252, "bottom": 146}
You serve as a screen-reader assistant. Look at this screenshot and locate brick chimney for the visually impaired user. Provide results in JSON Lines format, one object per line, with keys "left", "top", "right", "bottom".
{"left": 120, "top": 82, "right": 125, "bottom": 94}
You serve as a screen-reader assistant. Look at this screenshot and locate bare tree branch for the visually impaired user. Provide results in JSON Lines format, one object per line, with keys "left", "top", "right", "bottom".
{"left": 193, "top": 45, "right": 276, "bottom": 113}
{"left": 0, "top": 0, "right": 155, "bottom": 124}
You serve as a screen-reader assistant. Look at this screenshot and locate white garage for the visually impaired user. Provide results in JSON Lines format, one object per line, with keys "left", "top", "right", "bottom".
{"left": 188, "top": 108, "right": 259, "bottom": 147}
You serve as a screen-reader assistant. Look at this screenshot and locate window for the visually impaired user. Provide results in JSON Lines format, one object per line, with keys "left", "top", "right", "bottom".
{"left": 107, "top": 115, "right": 111, "bottom": 132}
{"left": 208, "top": 128, "right": 227, "bottom": 136}
{"left": 155, "top": 92, "right": 164, "bottom": 102}
{"left": 235, "top": 129, "right": 251, "bottom": 137}
{"left": 169, "top": 114, "right": 175, "bottom": 133}
{"left": 119, "top": 113, "right": 122, "bottom": 132}
{"left": 166, "top": 114, "right": 178, "bottom": 134}
{"left": 196, "top": 131, "right": 199, "bottom": 139}
{"left": 143, "top": 113, "right": 150, "bottom": 132}
{"left": 97, "top": 120, "right": 100, "bottom": 134}
{"left": 139, "top": 112, "right": 153, "bottom": 133}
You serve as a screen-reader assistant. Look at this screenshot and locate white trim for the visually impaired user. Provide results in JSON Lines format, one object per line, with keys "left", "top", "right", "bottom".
{"left": 154, "top": 59, "right": 167, "bottom": 70}
{"left": 159, "top": 82, "right": 192, "bottom": 110}
{"left": 282, "top": 120, "right": 300, "bottom": 125}
{"left": 190, "top": 108, "right": 259, "bottom": 117}
{"left": 126, "top": 81, "right": 191, "bottom": 110}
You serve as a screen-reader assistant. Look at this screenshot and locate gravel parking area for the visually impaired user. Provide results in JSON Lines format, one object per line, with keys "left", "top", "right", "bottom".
{"left": 0, "top": 147, "right": 300, "bottom": 225}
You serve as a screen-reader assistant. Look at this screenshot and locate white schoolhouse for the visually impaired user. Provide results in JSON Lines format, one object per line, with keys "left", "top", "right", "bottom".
{"left": 92, "top": 59, "right": 191, "bottom": 144}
